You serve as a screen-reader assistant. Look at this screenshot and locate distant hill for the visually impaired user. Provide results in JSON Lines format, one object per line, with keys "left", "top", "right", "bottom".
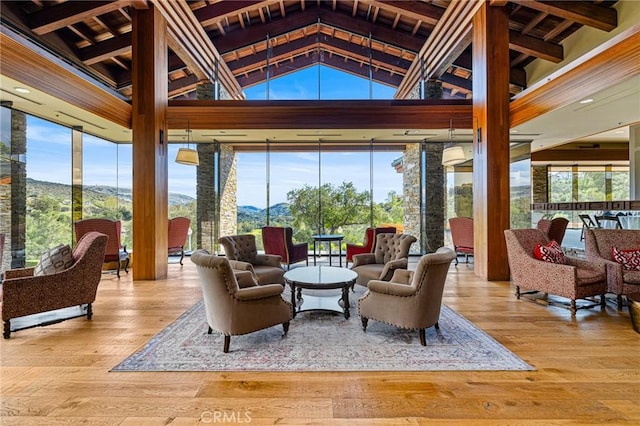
{"left": 26, "top": 178, "right": 195, "bottom": 206}
{"left": 237, "top": 203, "right": 292, "bottom": 232}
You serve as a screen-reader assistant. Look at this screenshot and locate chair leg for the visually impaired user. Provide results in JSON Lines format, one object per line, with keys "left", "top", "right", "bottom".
{"left": 617, "top": 295, "right": 623, "bottom": 310}
{"left": 3, "top": 320, "right": 10, "bottom": 339}
{"left": 223, "top": 335, "right": 231, "bottom": 353}
{"left": 207, "top": 326, "right": 213, "bottom": 334}
{"left": 282, "top": 321, "right": 289, "bottom": 336}
{"left": 179, "top": 249, "right": 184, "bottom": 266}
{"left": 570, "top": 299, "right": 577, "bottom": 316}
{"left": 600, "top": 294, "right": 606, "bottom": 309}
{"left": 116, "top": 261, "right": 121, "bottom": 279}
{"left": 434, "top": 322, "right": 440, "bottom": 330}
{"left": 419, "top": 329, "right": 426, "bottom": 346}
{"left": 124, "top": 257, "right": 130, "bottom": 273}
{"left": 361, "top": 317, "right": 368, "bottom": 331}
{"left": 515, "top": 286, "right": 521, "bottom": 299}
{"left": 86, "top": 303, "right": 93, "bottom": 320}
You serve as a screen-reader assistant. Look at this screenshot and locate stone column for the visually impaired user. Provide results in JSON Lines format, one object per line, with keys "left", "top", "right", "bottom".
{"left": 219, "top": 145, "right": 237, "bottom": 238}
{"left": 630, "top": 124, "right": 640, "bottom": 199}
{"left": 402, "top": 144, "right": 421, "bottom": 254}
{"left": 425, "top": 143, "right": 445, "bottom": 253}
{"left": 531, "top": 165, "right": 548, "bottom": 204}
{"left": 10, "top": 108, "right": 26, "bottom": 269}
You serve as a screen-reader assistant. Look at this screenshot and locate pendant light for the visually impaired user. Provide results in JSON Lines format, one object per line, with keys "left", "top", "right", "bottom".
{"left": 442, "top": 119, "right": 466, "bottom": 166}
{"left": 175, "top": 121, "right": 199, "bottom": 166}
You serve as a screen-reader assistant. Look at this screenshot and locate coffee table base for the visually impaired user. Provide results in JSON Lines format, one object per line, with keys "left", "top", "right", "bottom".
{"left": 291, "top": 285, "right": 351, "bottom": 319}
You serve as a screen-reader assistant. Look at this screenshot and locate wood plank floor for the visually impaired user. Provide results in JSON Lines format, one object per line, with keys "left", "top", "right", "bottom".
{"left": 1, "top": 259, "right": 639, "bottom": 424}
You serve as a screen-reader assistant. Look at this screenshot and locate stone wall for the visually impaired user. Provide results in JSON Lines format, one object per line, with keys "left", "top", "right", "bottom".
{"left": 531, "top": 165, "right": 548, "bottom": 203}
{"left": 424, "top": 143, "right": 445, "bottom": 253}
{"left": 402, "top": 144, "right": 421, "bottom": 253}
{"left": 10, "top": 109, "right": 26, "bottom": 269}
{"left": 219, "top": 145, "right": 237, "bottom": 238}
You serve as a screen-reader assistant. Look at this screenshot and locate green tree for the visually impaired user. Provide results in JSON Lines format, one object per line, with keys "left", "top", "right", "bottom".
{"left": 287, "top": 182, "right": 371, "bottom": 242}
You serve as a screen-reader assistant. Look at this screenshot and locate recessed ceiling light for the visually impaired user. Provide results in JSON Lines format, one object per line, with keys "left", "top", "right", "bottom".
{"left": 579, "top": 98, "right": 594, "bottom": 104}
{"left": 14, "top": 87, "right": 30, "bottom": 94}
{"left": 510, "top": 129, "right": 518, "bottom": 133}
{"left": 614, "top": 130, "right": 624, "bottom": 134}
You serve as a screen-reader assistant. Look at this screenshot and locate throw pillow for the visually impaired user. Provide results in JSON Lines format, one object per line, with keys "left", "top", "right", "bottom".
{"left": 533, "top": 240, "right": 565, "bottom": 264}
{"left": 34, "top": 244, "right": 74, "bottom": 276}
{"left": 611, "top": 247, "right": 640, "bottom": 271}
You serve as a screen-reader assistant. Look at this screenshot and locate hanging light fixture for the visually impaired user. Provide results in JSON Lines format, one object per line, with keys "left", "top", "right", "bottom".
{"left": 175, "top": 122, "right": 199, "bottom": 166}
{"left": 442, "top": 119, "right": 466, "bottom": 166}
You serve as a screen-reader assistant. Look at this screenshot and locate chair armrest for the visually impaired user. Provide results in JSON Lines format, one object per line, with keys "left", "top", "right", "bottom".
{"left": 367, "top": 280, "right": 416, "bottom": 297}
{"left": 228, "top": 260, "right": 254, "bottom": 273}
{"left": 235, "top": 271, "right": 258, "bottom": 289}
{"left": 235, "top": 284, "right": 284, "bottom": 300}
{"left": 389, "top": 269, "right": 413, "bottom": 284}
{"left": 379, "top": 258, "right": 408, "bottom": 281}
{"left": 255, "top": 254, "right": 282, "bottom": 267}
{"left": 352, "top": 253, "right": 376, "bottom": 267}
{"left": 566, "top": 256, "right": 605, "bottom": 272}
{"left": 4, "top": 267, "right": 36, "bottom": 279}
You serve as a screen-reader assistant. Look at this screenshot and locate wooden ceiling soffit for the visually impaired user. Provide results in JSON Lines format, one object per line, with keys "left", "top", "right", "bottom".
{"left": 151, "top": 0, "right": 243, "bottom": 99}
{"left": 167, "top": 99, "right": 472, "bottom": 130}
{"left": 509, "top": 0, "right": 617, "bottom": 32}
{"left": 213, "top": 7, "right": 425, "bottom": 55}
{"left": 510, "top": 24, "right": 640, "bottom": 128}
{"left": 236, "top": 53, "right": 403, "bottom": 88}
{"left": 0, "top": 29, "right": 131, "bottom": 128}
{"left": 395, "top": 0, "right": 484, "bottom": 99}
{"left": 27, "top": 1, "right": 135, "bottom": 35}
{"left": 79, "top": 33, "right": 132, "bottom": 65}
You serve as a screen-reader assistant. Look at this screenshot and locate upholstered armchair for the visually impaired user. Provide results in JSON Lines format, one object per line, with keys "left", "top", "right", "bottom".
{"left": 358, "top": 247, "right": 456, "bottom": 346}
{"left": 584, "top": 229, "right": 640, "bottom": 308}
{"left": 2, "top": 232, "right": 108, "bottom": 338}
{"left": 449, "top": 217, "right": 474, "bottom": 265}
{"left": 191, "top": 250, "right": 292, "bottom": 353}
{"left": 261, "top": 226, "right": 308, "bottom": 270}
{"left": 351, "top": 233, "right": 417, "bottom": 287}
{"left": 168, "top": 217, "right": 191, "bottom": 265}
{"left": 74, "top": 218, "right": 129, "bottom": 278}
{"left": 504, "top": 228, "right": 606, "bottom": 315}
{"left": 346, "top": 226, "right": 396, "bottom": 267}
{"left": 218, "top": 234, "right": 285, "bottom": 285}
{"left": 536, "top": 217, "right": 569, "bottom": 246}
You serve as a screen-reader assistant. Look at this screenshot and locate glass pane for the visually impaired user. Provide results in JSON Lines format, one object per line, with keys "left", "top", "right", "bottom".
{"left": 116, "top": 143, "right": 133, "bottom": 249}
{"left": 548, "top": 167, "right": 572, "bottom": 202}
{"left": 236, "top": 148, "right": 267, "bottom": 250}
{"left": 612, "top": 166, "right": 630, "bottom": 200}
{"left": 168, "top": 144, "right": 197, "bottom": 253}
{"left": 82, "top": 134, "right": 119, "bottom": 220}
{"left": 25, "top": 116, "right": 72, "bottom": 265}
{"left": 577, "top": 167, "right": 605, "bottom": 202}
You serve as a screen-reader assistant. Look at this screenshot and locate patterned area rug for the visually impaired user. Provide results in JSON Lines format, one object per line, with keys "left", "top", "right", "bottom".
{"left": 112, "top": 292, "right": 533, "bottom": 372}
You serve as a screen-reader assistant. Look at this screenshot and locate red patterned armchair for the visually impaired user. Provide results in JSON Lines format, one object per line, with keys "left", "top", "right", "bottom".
{"left": 2, "top": 232, "right": 108, "bottom": 338}
{"left": 504, "top": 228, "right": 606, "bottom": 315}
{"left": 449, "top": 217, "right": 474, "bottom": 265}
{"left": 74, "top": 218, "right": 129, "bottom": 278}
{"left": 168, "top": 217, "right": 191, "bottom": 265}
{"left": 261, "top": 226, "right": 308, "bottom": 270}
{"left": 585, "top": 229, "right": 640, "bottom": 309}
{"left": 346, "top": 226, "right": 396, "bottom": 267}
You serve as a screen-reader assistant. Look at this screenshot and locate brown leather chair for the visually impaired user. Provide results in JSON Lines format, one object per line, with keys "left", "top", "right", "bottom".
{"left": 2, "top": 232, "right": 108, "bottom": 338}
{"left": 585, "top": 228, "right": 640, "bottom": 308}
{"left": 74, "top": 218, "right": 129, "bottom": 278}
{"left": 191, "top": 250, "right": 292, "bottom": 353}
{"left": 358, "top": 247, "right": 456, "bottom": 346}
{"left": 218, "top": 234, "right": 285, "bottom": 285}
{"left": 351, "top": 233, "right": 417, "bottom": 287}
{"left": 346, "top": 226, "right": 396, "bottom": 267}
{"left": 261, "top": 226, "right": 308, "bottom": 270}
{"left": 449, "top": 217, "right": 474, "bottom": 265}
{"left": 168, "top": 217, "right": 191, "bottom": 265}
{"left": 504, "top": 228, "right": 606, "bottom": 315}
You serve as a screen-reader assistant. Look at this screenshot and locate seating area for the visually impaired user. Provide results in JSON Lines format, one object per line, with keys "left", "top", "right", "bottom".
{"left": 218, "top": 234, "right": 285, "bottom": 285}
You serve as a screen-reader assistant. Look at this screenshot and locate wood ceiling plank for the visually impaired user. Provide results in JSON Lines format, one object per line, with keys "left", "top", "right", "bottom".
{"left": 29, "top": 1, "right": 130, "bottom": 35}
{"left": 509, "top": 30, "right": 563, "bottom": 63}
{"left": 194, "top": 0, "right": 276, "bottom": 28}
{"left": 361, "top": 0, "right": 444, "bottom": 27}
{"left": 79, "top": 33, "right": 132, "bottom": 65}
{"left": 510, "top": 0, "right": 617, "bottom": 32}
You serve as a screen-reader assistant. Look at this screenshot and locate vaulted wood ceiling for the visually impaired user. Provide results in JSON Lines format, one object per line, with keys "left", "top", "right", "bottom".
{"left": 0, "top": 0, "right": 619, "bottom": 100}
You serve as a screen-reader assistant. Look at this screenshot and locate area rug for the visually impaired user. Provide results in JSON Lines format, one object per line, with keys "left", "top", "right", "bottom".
{"left": 112, "top": 294, "right": 533, "bottom": 372}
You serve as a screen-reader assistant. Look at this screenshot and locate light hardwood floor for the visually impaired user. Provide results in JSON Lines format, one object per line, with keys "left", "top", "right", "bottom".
{"left": 1, "top": 259, "right": 639, "bottom": 425}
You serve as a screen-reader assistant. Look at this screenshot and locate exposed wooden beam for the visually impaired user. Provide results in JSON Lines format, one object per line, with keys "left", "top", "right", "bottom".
{"left": 522, "top": 12, "right": 548, "bottom": 35}
{"left": 361, "top": 0, "right": 444, "bottom": 27}
{"left": 509, "top": 30, "right": 563, "bottom": 63}
{"left": 79, "top": 33, "right": 132, "bottom": 65}
{"left": 396, "top": 0, "right": 483, "bottom": 99}
{"left": 510, "top": 0, "right": 617, "bottom": 32}
{"left": 152, "top": 0, "right": 243, "bottom": 99}
{"left": 489, "top": 0, "right": 509, "bottom": 6}
{"left": 28, "top": 1, "right": 133, "bottom": 35}
{"left": 194, "top": 0, "right": 277, "bottom": 28}
{"left": 532, "top": 149, "right": 629, "bottom": 162}
{"left": 543, "top": 19, "right": 574, "bottom": 42}
{"left": 167, "top": 99, "right": 473, "bottom": 130}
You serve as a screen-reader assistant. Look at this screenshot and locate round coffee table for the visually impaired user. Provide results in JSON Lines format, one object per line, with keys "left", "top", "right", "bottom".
{"left": 284, "top": 266, "right": 358, "bottom": 319}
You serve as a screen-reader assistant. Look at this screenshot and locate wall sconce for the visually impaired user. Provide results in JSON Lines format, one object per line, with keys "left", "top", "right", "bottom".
{"left": 175, "top": 123, "right": 199, "bottom": 166}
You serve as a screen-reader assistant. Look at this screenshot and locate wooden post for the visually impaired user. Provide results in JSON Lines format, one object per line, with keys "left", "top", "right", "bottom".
{"left": 131, "top": 6, "right": 168, "bottom": 280}
{"left": 472, "top": 4, "right": 511, "bottom": 280}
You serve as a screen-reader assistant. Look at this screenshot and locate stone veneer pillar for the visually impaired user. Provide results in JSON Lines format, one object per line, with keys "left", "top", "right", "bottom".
{"left": 10, "top": 108, "right": 26, "bottom": 269}
{"left": 424, "top": 143, "right": 445, "bottom": 253}
{"left": 402, "top": 144, "right": 421, "bottom": 254}
{"left": 531, "top": 165, "right": 548, "bottom": 204}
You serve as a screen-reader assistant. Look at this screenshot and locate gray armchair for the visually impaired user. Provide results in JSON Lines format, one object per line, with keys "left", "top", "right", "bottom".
{"left": 191, "top": 250, "right": 292, "bottom": 353}
{"left": 218, "top": 234, "right": 285, "bottom": 285}
{"left": 351, "top": 233, "right": 417, "bottom": 286}
{"left": 358, "top": 247, "right": 456, "bottom": 346}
